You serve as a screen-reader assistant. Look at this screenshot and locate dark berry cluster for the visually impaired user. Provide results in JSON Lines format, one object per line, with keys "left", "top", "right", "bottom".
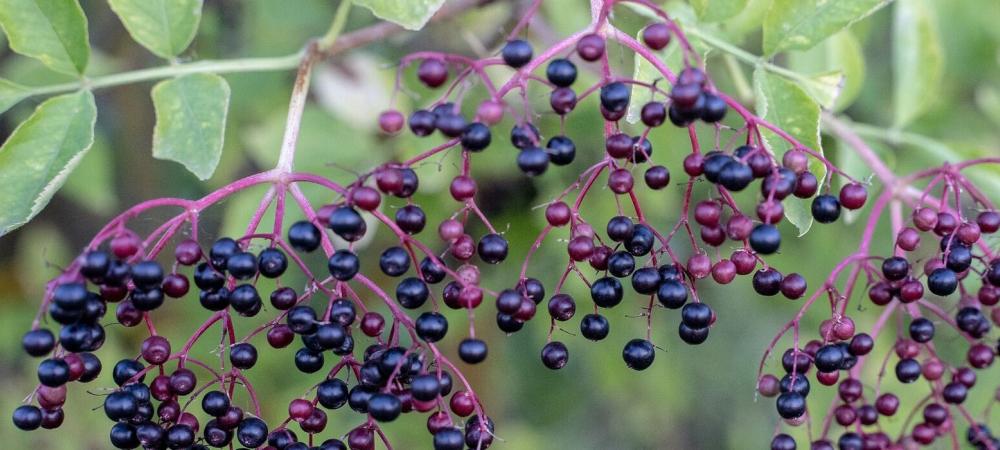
{"left": 12, "top": 0, "right": 1000, "bottom": 448}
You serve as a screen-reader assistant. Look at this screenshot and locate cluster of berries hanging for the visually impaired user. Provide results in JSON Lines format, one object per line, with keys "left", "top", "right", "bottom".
{"left": 10, "top": 0, "right": 999, "bottom": 449}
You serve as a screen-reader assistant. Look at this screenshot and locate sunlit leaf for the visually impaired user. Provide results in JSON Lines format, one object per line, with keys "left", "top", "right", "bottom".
{"left": 151, "top": 73, "right": 230, "bottom": 180}
{"left": 0, "top": 90, "right": 96, "bottom": 235}
{"left": 893, "top": 0, "right": 942, "bottom": 128}
{"left": 108, "top": 0, "right": 203, "bottom": 59}
{"left": 353, "top": 0, "right": 445, "bottom": 30}
{"left": 763, "top": 0, "right": 889, "bottom": 55}
{"left": 0, "top": 0, "right": 90, "bottom": 75}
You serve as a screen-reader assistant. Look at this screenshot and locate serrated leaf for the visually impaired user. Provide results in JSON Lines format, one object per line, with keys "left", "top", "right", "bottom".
{"left": 692, "top": 0, "right": 749, "bottom": 22}
{"left": 0, "top": 0, "right": 90, "bottom": 75}
{"left": 753, "top": 67, "right": 824, "bottom": 236}
{"left": 0, "top": 78, "right": 30, "bottom": 114}
{"left": 762, "top": 0, "right": 889, "bottom": 56}
{"left": 893, "top": 0, "right": 942, "bottom": 128}
{"left": 108, "top": 0, "right": 203, "bottom": 59}
{"left": 0, "top": 90, "right": 96, "bottom": 235}
{"left": 151, "top": 73, "right": 230, "bottom": 180}
{"left": 353, "top": 0, "right": 445, "bottom": 30}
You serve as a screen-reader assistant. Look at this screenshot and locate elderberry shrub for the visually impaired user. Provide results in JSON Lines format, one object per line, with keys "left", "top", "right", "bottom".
{"left": 12, "top": 1, "right": 1000, "bottom": 449}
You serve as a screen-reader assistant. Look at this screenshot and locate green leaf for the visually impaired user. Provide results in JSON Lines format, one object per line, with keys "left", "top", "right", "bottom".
{"left": 61, "top": 132, "right": 117, "bottom": 215}
{"left": 0, "top": 78, "right": 30, "bottom": 114}
{"left": 353, "top": 0, "right": 445, "bottom": 30}
{"left": 796, "top": 70, "right": 844, "bottom": 110}
{"left": 0, "top": 0, "right": 90, "bottom": 75}
{"left": 692, "top": 0, "right": 748, "bottom": 22}
{"left": 787, "top": 30, "right": 866, "bottom": 111}
{"left": 0, "top": 90, "right": 96, "bottom": 235}
{"left": 892, "top": 0, "right": 942, "bottom": 128}
{"left": 108, "top": 0, "right": 203, "bottom": 59}
{"left": 753, "top": 67, "right": 824, "bottom": 236}
{"left": 151, "top": 73, "right": 230, "bottom": 180}
{"left": 762, "top": 0, "right": 889, "bottom": 56}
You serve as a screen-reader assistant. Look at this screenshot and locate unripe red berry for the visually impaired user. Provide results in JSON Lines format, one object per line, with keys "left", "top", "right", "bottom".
{"left": 683, "top": 153, "right": 704, "bottom": 176}
{"left": 839, "top": 183, "right": 868, "bottom": 210}
{"left": 731, "top": 249, "right": 756, "bottom": 275}
{"left": 687, "top": 254, "right": 711, "bottom": 279}
{"left": 545, "top": 202, "right": 572, "bottom": 227}
{"left": 449, "top": 175, "right": 477, "bottom": 201}
{"left": 711, "top": 259, "right": 736, "bottom": 284}
{"left": 782, "top": 150, "right": 809, "bottom": 173}
{"left": 576, "top": 33, "right": 605, "bottom": 61}
{"left": 477, "top": 100, "right": 504, "bottom": 125}
{"left": 641, "top": 23, "right": 671, "bottom": 50}
{"left": 912, "top": 207, "right": 938, "bottom": 231}
{"left": 438, "top": 219, "right": 464, "bottom": 242}
{"left": 350, "top": 186, "right": 381, "bottom": 211}
{"left": 896, "top": 227, "right": 920, "bottom": 251}
{"left": 607, "top": 169, "right": 634, "bottom": 194}
{"left": 378, "top": 110, "right": 404, "bottom": 134}
{"left": 417, "top": 58, "right": 448, "bottom": 88}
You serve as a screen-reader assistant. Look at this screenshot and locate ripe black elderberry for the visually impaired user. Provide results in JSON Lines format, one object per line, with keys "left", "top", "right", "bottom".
{"left": 458, "top": 338, "right": 488, "bottom": 364}
{"left": 580, "top": 314, "right": 610, "bottom": 341}
{"left": 749, "top": 224, "right": 781, "bottom": 254}
{"left": 460, "top": 122, "right": 491, "bottom": 152}
{"left": 811, "top": 194, "right": 841, "bottom": 223}
{"left": 546, "top": 58, "right": 577, "bottom": 87}
{"left": 622, "top": 339, "right": 655, "bottom": 370}
{"left": 546, "top": 136, "right": 576, "bottom": 165}
{"left": 540, "top": 341, "right": 569, "bottom": 370}
{"left": 599, "top": 82, "right": 630, "bottom": 115}
{"left": 501, "top": 40, "right": 533, "bottom": 68}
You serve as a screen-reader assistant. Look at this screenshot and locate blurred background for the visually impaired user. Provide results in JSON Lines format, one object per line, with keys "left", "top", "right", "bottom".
{"left": 1, "top": 0, "right": 999, "bottom": 448}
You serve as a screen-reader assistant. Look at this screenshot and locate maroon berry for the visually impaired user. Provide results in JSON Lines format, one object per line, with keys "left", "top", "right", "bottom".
{"left": 417, "top": 59, "right": 448, "bottom": 88}
{"left": 779, "top": 273, "right": 807, "bottom": 299}
{"left": 934, "top": 212, "right": 957, "bottom": 236}
{"left": 641, "top": 102, "right": 666, "bottom": 127}
{"left": 141, "top": 336, "right": 171, "bottom": 365}
{"left": 576, "top": 33, "right": 605, "bottom": 61}
{"left": 175, "top": 239, "right": 202, "bottom": 265}
{"left": 350, "top": 186, "right": 381, "bottom": 211}
{"left": 567, "top": 236, "right": 595, "bottom": 262}
{"left": 687, "top": 254, "right": 711, "bottom": 279}
{"left": 731, "top": 249, "right": 756, "bottom": 275}
{"left": 912, "top": 207, "right": 938, "bottom": 231}
{"left": 896, "top": 227, "right": 920, "bottom": 251}
{"left": 644, "top": 165, "right": 670, "bottom": 189}
{"left": 977, "top": 210, "right": 1000, "bottom": 233}
{"left": 757, "top": 374, "right": 779, "bottom": 397}
{"left": 162, "top": 273, "right": 189, "bottom": 298}
{"left": 608, "top": 169, "right": 634, "bottom": 194}
{"left": 793, "top": 172, "right": 818, "bottom": 198}
{"left": 605, "top": 133, "right": 633, "bottom": 159}
{"left": 111, "top": 234, "right": 140, "bottom": 259}
{"left": 711, "top": 259, "right": 736, "bottom": 284}
{"left": 449, "top": 175, "right": 477, "bottom": 201}
{"left": 641, "top": 23, "right": 671, "bottom": 50}
{"left": 476, "top": 100, "right": 504, "bottom": 125}
{"left": 378, "top": 110, "right": 404, "bottom": 134}
{"left": 361, "top": 312, "right": 385, "bottom": 337}
{"left": 839, "top": 183, "right": 868, "bottom": 210}
{"left": 694, "top": 200, "right": 722, "bottom": 227}
{"left": 438, "top": 219, "right": 464, "bottom": 242}
{"left": 545, "top": 202, "right": 572, "bottom": 227}
{"left": 683, "top": 153, "right": 704, "bottom": 176}
{"left": 782, "top": 150, "right": 808, "bottom": 173}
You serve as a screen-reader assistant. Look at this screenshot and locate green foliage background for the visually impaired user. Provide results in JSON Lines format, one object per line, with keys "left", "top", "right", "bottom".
{"left": 0, "top": 0, "right": 998, "bottom": 448}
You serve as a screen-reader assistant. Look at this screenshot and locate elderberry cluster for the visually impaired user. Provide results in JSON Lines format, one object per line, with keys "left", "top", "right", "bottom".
{"left": 11, "top": 0, "right": 1000, "bottom": 448}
